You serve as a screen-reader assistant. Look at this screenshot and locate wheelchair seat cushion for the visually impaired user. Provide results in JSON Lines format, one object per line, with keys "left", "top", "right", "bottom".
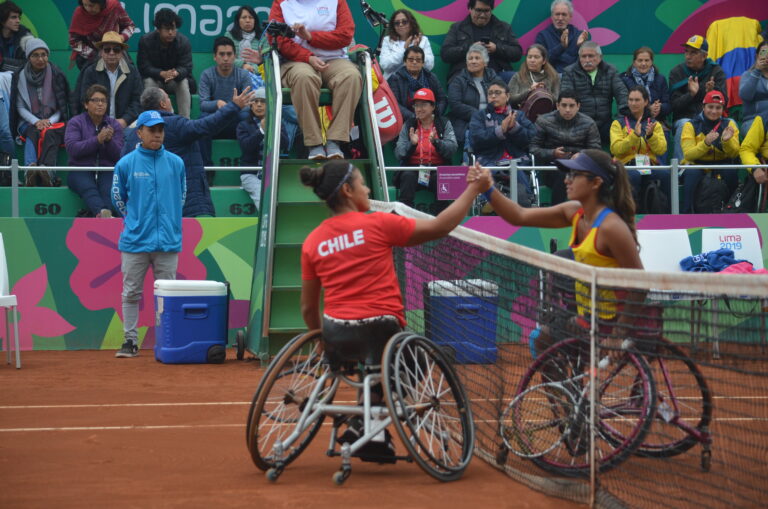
{"left": 322, "top": 314, "right": 402, "bottom": 367}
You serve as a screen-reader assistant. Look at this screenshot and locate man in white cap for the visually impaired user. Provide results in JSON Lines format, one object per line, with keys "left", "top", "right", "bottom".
{"left": 112, "top": 110, "right": 185, "bottom": 358}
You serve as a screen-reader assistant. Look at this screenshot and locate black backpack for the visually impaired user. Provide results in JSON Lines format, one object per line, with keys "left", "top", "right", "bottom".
{"left": 693, "top": 172, "right": 730, "bottom": 213}
{"left": 641, "top": 179, "right": 670, "bottom": 214}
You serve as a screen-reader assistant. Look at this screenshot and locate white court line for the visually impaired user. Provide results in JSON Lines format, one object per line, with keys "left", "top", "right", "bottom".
{"left": 2, "top": 395, "right": 767, "bottom": 411}
{"left": 2, "top": 417, "right": 768, "bottom": 433}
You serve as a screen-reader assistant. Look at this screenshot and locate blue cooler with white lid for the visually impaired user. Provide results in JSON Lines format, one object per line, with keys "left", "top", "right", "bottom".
{"left": 154, "top": 280, "right": 228, "bottom": 364}
{"left": 425, "top": 279, "right": 499, "bottom": 364}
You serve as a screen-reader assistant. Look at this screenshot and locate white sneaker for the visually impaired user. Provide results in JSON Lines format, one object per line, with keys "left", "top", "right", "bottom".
{"left": 325, "top": 141, "right": 344, "bottom": 159}
{"left": 308, "top": 145, "right": 327, "bottom": 160}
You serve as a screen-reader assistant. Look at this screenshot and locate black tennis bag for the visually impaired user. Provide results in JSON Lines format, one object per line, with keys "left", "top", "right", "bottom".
{"left": 641, "top": 179, "right": 670, "bottom": 214}
{"left": 724, "top": 173, "right": 760, "bottom": 213}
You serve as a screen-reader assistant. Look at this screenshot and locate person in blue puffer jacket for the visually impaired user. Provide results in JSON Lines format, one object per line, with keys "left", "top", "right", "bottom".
{"left": 112, "top": 110, "right": 186, "bottom": 359}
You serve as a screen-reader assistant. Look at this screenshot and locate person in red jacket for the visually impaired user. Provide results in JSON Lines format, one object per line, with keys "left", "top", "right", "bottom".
{"left": 268, "top": 0, "right": 362, "bottom": 160}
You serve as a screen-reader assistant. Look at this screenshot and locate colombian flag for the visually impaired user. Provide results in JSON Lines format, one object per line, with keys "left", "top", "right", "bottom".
{"left": 706, "top": 17, "right": 764, "bottom": 108}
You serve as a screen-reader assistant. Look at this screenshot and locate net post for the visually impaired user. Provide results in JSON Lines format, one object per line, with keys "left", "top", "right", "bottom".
{"left": 510, "top": 160, "right": 518, "bottom": 204}
{"left": 11, "top": 158, "right": 19, "bottom": 218}
{"left": 670, "top": 159, "right": 679, "bottom": 215}
{"left": 589, "top": 269, "right": 597, "bottom": 508}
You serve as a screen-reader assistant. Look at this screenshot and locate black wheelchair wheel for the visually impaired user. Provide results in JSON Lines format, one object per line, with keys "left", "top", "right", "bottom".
{"left": 382, "top": 332, "right": 475, "bottom": 482}
{"left": 246, "top": 330, "right": 336, "bottom": 471}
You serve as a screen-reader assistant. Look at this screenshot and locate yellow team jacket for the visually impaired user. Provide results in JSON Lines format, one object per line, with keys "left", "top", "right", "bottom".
{"left": 609, "top": 117, "right": 667, "bottom": 165}
{"left": 681, "top": 117, "right": 740, "bottom": 164}
{"left": 739, "top": 116, "right": 768, "bottom": 168}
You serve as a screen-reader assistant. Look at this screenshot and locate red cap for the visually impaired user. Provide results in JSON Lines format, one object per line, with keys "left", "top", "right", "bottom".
{"left": 703, "top": 90, "right": 725, "bottom": 105}
{"left": 412, "top": 88, "right": 436, "bottom": 103}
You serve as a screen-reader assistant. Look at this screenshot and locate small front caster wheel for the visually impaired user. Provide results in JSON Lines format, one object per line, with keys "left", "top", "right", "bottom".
{"left": 266, "top": 467, "right": 281, "bottom": 482}
{"left": 332, "top": 468, "right": 351, "bottom": 485}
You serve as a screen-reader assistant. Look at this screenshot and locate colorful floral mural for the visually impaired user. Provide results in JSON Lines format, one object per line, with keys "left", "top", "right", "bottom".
{"left": 0, "top": 218, "right": 258, "bottom": 351}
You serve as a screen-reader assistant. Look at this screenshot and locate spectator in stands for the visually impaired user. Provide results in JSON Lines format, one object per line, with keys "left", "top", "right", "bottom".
{"left": 137, "top": 8, "right": 193, "bottom": 119}
{"left": 387, "top": 46, "right": 446, "bottom": 124}
{"left": 531, "top": 90, "right": 601, "bottom": 205}
{"left": 198, "top": 36, "right": 251, "bottom": 169}
{"left": 447, "top": 43, "right": 498, "bottom": 151}
{"left": 609, "top": 85, "right": 668, "bottom": 207}
{"left": 225, "top": 6, "right": 263, "bottom": 73}
{"left": 0, "top": 1, "right": 32, "bottom": 73}
{"left": 507, "top": 43, "right": 560, "bottom": 108}
{"left": 0, "top": 90, "right": 13, "bottom": 166}
{"left": 380, "top": 9, "right": 434, "bottom": 80}
{"left": 534, "top": 0, "right": 588, "bottom": 73}
{"left": 440, "top": 0, "right": 522, "bottom": 83}
{"left": 269, "top": 0, "right": 362, "bottom": 161}
{"left": 112, "top": 110, "right": 185, "bottom": 359}
{"left": 122, "top": 86, "right": 255, "bottom": 218}
{"left": 69, "top": 0, "right": 135, "bottom": 70}
{"left": 72, "top": 32, "right": 142, "bottom": 129}
{"left": 237, "top": 87, "right": 289, "bottom": 211}
{"left": 561, "top": 41, "right": 628, "bottom": 145}
{"left": 394, "top": 88, "right": 457, "bottom": 210}
{"left": 739, "top": 114, "right": 768, "bottom": 185}
{"left": 619, "top": 47, "right": 671, "bottom": 123}
{"left": 10, "top": 38, "right": 69, "bottom": 186}
{"left": 469, "top": 79, "right": 537, "bottom": 207}
{"left": 739, "top": 40, "right": 768, "bottom": 133}
{"left": 65, "top": 84, "right": 123, "bottom": 218}
{"left": 680, "top": 90, "right": 739, "bottom": 213}
{"left": 669, "top": 35, "right": 726, "bottom": 163}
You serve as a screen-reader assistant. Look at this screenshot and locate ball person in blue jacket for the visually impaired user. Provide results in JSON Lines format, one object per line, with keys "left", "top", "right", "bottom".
{"left": 112, "top": 110, "right": 186, "bottom": 358}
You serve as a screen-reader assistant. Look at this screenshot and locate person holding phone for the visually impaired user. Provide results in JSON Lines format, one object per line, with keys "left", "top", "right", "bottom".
{"left": 441, "top": 0, "right": 522, "bottom": 83}
{"left": 531, "top": 90, "right": 601, "bottom": 205}
{"left": 535, "top": 0, "right": 588, "bottom": 73}
{"left": 379, "top": 9, "right": 434, "bottom": 79}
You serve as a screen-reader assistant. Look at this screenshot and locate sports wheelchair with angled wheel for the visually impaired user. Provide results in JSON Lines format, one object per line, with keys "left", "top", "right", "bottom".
{"left": 245, "top": 329, "right": 475, "bottom": 484}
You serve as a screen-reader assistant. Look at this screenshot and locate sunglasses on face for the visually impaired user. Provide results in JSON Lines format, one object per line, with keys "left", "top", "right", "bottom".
{"left": 565, "top": 170, "right": 594, "bottom": 181}
{"left": 393, "top": 19, "right": 409, "bottom": 26}
{"left": 102, "top": 46, "right": 123, "bottom": 54}
{"left": 473, "top": 8, "right": 491, "bottom": 14}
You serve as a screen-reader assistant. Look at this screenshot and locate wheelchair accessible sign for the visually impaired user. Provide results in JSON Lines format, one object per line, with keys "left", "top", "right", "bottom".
{"left": 437, "top": 166, "right": 469, "bottom": 200}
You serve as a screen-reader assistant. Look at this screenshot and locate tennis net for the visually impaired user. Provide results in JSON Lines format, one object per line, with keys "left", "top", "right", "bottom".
{"left": 372, "top": 200, "right": 768, "bottom": 509}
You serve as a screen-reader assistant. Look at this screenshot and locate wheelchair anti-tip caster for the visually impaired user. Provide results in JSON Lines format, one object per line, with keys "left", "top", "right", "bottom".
{"left": 332, "top": 467, "right": 351, "bottom": 485}
{"left": 701, "top": 449, "right": 711, "bottom": 472}
{"left": 266, "top": 466, "right": 283, "bottom": 482}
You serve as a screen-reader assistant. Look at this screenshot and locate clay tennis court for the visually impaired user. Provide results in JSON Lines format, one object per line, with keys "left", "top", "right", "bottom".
{"left": 0, "top": 350, "right": 584, "bottom": 509}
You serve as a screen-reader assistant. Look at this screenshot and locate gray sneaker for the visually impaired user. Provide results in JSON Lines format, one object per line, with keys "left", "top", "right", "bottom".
{"left": 325, "top": 140, "right": 343, "bottom": 159}
{"left": 115, "top": 341, "right": 139, "bottom": 358}
{"left": 308, "top": 145, "right": 327, "bottom": 160}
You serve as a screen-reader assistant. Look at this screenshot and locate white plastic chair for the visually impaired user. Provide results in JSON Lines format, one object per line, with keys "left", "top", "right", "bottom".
{"left": 0, "top": 233, "right": 20, "bottom": 369}
{"left": 637, "top": 229, "right": 693, "bottom": 273}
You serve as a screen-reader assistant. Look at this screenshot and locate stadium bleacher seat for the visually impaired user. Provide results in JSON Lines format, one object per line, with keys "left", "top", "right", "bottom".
{"left": 210, "top": 187, "right": 258, "bottom": 217}
{"left": 210, "top": 139, "right": 243, "bottom": 186}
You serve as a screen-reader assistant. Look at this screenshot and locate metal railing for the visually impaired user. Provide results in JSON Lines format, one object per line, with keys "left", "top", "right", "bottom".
{"left": 4, "top": 160, "right": 767, "bottom": 216}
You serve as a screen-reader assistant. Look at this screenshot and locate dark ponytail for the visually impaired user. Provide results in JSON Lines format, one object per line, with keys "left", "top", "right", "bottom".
{"left": 299, "top": 160, "right": 355, "bottom": 211}
{"left": 582, "top": 149, "right": 638, "bottom": 245}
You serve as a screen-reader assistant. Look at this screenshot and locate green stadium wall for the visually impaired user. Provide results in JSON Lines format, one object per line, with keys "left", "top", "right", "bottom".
{"left": 1, "top": 215, "right": 766, "bottom": 351}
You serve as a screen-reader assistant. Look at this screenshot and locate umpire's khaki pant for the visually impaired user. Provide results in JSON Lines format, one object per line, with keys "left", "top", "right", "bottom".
{"left": 281, "top": 58, "right": 362, "bottom": 147}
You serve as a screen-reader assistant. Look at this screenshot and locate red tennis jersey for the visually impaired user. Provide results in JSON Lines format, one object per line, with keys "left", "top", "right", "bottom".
{"left": 301, "top": 211, "right": 417, "bottom": 326}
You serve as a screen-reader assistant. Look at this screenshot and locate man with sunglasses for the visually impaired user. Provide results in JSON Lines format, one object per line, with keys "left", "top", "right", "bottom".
{"left": 72, "top": 31, "right": 143, "bottom": 129}
{"left": 441, "top": 0, "right": 522, "bottom": 83}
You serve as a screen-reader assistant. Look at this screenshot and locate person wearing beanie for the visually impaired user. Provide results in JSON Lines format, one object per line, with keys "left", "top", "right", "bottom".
{"left": 9, "top": 37, "right": 70, "bottom": 186}
{"left": 680, "top": 89, "right": 740, "bottom": 213}
{"left": 236, "top": 87, "right": 289, "bottom": 211}
{"left": 394, "top": 87, "right": 458, "bottom": 211}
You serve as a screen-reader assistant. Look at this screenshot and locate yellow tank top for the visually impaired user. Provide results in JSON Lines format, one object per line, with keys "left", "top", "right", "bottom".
{"left": 568, "top": 207, "right": 619, "bottom": 319}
